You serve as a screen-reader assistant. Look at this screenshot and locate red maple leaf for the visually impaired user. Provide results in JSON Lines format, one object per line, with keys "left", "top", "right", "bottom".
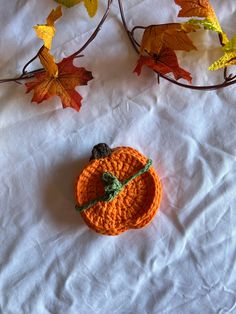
{"left": 25, "top": 54, "right": 93, "bottom": 111}
{"left": 134, "top": 47, "right": 192, "bottom": 83}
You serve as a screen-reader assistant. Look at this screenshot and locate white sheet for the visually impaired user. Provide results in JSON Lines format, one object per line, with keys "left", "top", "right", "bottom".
{"left": 0, "top": 1, "right": 236, "bottom": 313}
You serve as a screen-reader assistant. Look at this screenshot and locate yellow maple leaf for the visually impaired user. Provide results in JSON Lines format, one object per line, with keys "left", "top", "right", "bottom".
{"left": 209, "top": 36, "right": 236, "bottom": 70}
{"left": 83, "top": 0, "right": 98, "bottom": 17}
{"left": 208, "top": 52, "right": 236, "bottom": 70}
{"left": 55, "top": 0, "right": 98, "bottom": 17}
{"left": 34, "top": 6, "right": 62, "bottom": 49}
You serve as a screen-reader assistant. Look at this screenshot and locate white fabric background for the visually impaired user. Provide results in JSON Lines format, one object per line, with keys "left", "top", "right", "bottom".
{"left": 0, "top": 1, "right": 236, "bottom": 313}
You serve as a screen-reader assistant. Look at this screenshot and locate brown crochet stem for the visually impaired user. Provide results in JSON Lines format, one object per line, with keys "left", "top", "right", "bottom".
{"left": 118, "top": 0, "right": 236, "bottom": 91}
{"left": 0, "top": 0, "right": 113, "bottom": 85}
{"left": 90, "top": 143, "right": 112, "bottom": 160}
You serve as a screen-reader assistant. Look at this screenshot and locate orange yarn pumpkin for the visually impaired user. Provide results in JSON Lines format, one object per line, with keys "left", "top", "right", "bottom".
{"left": 75, "top": 144, "right": 162, "bottom": 235}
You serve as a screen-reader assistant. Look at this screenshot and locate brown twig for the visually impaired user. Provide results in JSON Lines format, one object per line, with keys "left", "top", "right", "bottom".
{"left": 131, "top": 26, "right": 145, "bottom": 46}
{"left": 0, "top": 72, "right": 38, "bottom": 84}
{"left": 118, "top": 0, "right": 139, "bottom": 54}
{"left": 21, "top": 51, "right": 40, "bottom": 76}
{"left": 118, "top": 0, "right": 236, "bottom": 91}
{"left": 70, "top": 0, "right": 113, "bottom": 58}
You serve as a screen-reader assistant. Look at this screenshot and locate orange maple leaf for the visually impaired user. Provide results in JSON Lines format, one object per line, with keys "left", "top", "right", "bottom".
{"left": 174, "top": 0, "right": 214, "bottom": 18}
{"left": 140, "top": 23, "right": 199, "bottom": 55}
{"left": 134, "top": 48, "right": 192, "bottom": 83}
{"left": 25, "top": 48, "right": 93, "bottom": 111}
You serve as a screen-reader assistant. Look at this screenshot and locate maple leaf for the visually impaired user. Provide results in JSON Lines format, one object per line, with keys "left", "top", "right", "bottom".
{"left": 209, "top": 36, "right": 236, "bottom": 70}
{"left": 140, "top": 23, "right": 199, "bottom": 55}
{"left": 134, "top": 48, "right": 192, "bottom": 83}
{"left": 208, "top": 52, "right": 236, "bottom": 70}
{"left": 175, "top": 0, "right": 215, "bottom": 19}
{"left": 55, "top": 0, "right": 98, "bottom": 17}
{"left": 174, "top": 0, "right": 228, "bottom": 43}
{"left": 25, "top": 47, "right": 93, "bottom": 111}
{"left": 34, "top": 6, "right": 62, "bottom": 49}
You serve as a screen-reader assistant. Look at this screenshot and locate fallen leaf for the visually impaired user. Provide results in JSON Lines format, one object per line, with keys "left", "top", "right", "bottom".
{"left": 140, "top": 23, "right": 199, "bottom": 55}
{"left": 134, "top": 48, "right": 192, "bottom": 83}
{"left": 34, "top": 6, "right": 62, "bottom": 49}
{"left": 55, "top": 0, "right": 98, "bottom": 17}
{"left": 25, "top": 47, "right": 93, "bottom": 111}
{"left": 174, "top": 0, "right": 225, "bottom": 36}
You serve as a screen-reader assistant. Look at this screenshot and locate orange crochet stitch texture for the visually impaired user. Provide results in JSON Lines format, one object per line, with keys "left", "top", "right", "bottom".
{"left": 75, "top": 145, "right": 162, "bottom": 235}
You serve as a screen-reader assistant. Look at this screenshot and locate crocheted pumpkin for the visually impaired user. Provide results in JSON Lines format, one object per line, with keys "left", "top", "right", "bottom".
{"left": 75, "top": 144, "right": 162, "bottom": 235}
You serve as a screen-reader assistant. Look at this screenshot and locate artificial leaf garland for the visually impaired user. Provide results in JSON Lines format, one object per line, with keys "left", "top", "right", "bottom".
{"left": 0, "top": 0, "right": 235, "bottom": 98}
{"left": 133, "top": 0, "right": 236, "bottom": 84}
